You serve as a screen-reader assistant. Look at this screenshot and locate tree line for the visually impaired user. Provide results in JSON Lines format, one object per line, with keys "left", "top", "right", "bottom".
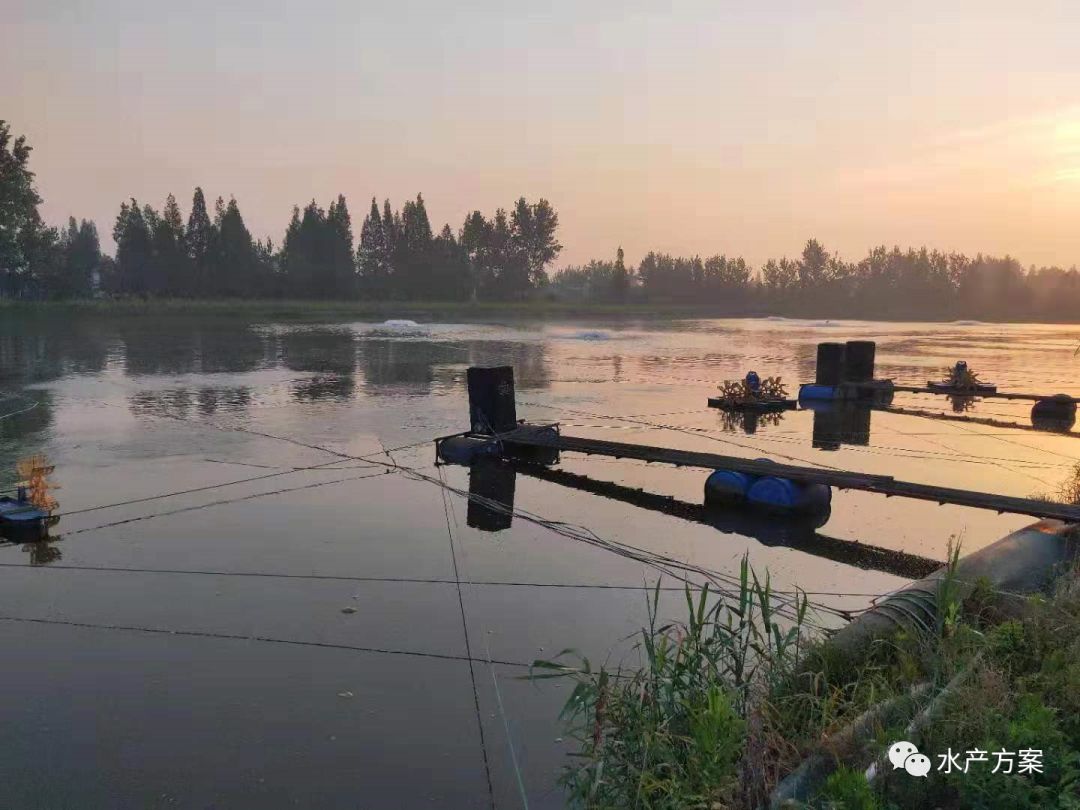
{"left": 110, "top": 189, "right": 561, "bottom": 301}
{"left": 551, "top": 239, "right": 1080, "bottom": 321}
{"left": 1, "top": 121, "right": 562, "bottom": 302}
{"left": 5, "top": 119, "right": 1080, "bottom": 321}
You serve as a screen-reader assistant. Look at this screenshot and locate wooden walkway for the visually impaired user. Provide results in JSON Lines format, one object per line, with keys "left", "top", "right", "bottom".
{"left": 498, "top": 427, "right": 1080, "bottom": 522}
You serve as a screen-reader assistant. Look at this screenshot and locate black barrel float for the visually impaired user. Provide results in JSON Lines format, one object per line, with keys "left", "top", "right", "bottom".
{"left": 815, "top": 342, "right": 845, "bottom": 386}
{"left": 1031, "top": 394, "right": 1077, "bottom": 430}
{"left": 842, "top": 340, "right": 876, "bottom": 383}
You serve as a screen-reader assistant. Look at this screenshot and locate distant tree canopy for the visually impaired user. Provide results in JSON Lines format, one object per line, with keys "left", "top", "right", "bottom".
{"left": 5, "top": 119, "right": 1080, "bottom": 321}
{"left": 105, "top": 190, "right": 561, "bottom": 301}
{"left": 551, "top": 241, "right": 1080, "bottom": 321}
{"left": 0, "top": 120, "right": 106, "bottom": 299}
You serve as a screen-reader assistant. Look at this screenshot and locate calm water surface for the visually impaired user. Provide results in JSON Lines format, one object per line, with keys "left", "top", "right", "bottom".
{"left": 1, "top": 314, "right": 1079, "bottom": 808}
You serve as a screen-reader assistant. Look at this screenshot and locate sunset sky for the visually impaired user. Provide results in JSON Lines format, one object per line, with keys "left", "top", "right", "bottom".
{"left": 5, "top": 1, "right": 1080, "bottom": 268}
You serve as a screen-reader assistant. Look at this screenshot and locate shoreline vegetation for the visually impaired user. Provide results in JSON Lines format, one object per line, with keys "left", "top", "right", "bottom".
{"left": 3, "top": 297, "right": 1080, "bottom": 326}
{"left": 5, "top": 120, "right": 1080, "bottom": 323}
{"left": 541, "top": 471, "right": 1080, "bottom": 808}
{"left": 537, "top": 549, "right": 1080, "bottom": 809}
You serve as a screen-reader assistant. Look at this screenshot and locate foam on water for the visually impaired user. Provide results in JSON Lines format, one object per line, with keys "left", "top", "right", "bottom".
{"left": 368, "top": 319, "right": 429, "bottom": 336}
{"left": 570, "top": 330, "right": 612, "bottom": 341}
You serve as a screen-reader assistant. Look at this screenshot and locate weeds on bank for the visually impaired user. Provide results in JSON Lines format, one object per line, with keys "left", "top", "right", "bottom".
{"left": 530, "top": 557, "right": 807, "bottom": 808}
{"left": 536, "top": 547, "right": 1080, "bottom": 809}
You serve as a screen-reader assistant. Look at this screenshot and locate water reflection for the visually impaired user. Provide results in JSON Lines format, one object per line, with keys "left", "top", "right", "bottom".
{"left": 441, "top": 452, "right": 935, "bottom": 578}
{"left": 947, "top": 394, "right": 976, "bottom": 413}
{"left": 359, "top": 340, "right": 434, "bottom": 392}
{"left": 122, "top": 323, "right": 201, "bottom": 376}
{"left": 811, "top": 405, "right": 873, "bottom": 450}
{"left": 458, "top": 341, "right": 550, "bottom": 391}
{"left": 292, "top": 374, "right": 356, "bottom": 402}
{"left": 354, "top": 338, "right": 551, "bottom": 396}
{"left": 21, "top": 536, "right": 62, "bottom": 565}
{"left": 0, "top": 320, "right": 110, "bottom": 385}
{"left": 467, "top": 459, "right": 517, "bottom": 532}
{"left": 281, "top": 328, "right": 357, "bottom": 375}
{"left": 717, "top": 409, "right": 786, "bottom": 435}
{"left": 0, "top": 318, "right": 557, "bottom": 408}
{"left": 122, "top": 321, "right": 273, "bottom": 376}
{"left": 198, "top": 326, "right": 271, "bottom": 374}
{"left": 129, "top": 386, "right": 253, "bottom": 419}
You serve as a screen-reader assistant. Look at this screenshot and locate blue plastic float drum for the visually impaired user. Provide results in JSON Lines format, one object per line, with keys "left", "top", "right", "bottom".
{"left": 746, "top": 476, "right": 832, "bottom": 513}
{"left": 705, "top": 468, "right": 831, "bottom": 515}
{"left": 797, "top": 384, "right": 837, "bottom": 402}
{"left": 704, "top": 470, "right": 756, "bottom": 505}
{"left": 437, "top": 436, "right": 500, "bottom": 465}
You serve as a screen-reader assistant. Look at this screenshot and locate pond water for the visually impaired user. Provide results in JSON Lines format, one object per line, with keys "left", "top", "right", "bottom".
{"left": 1, "top": 313, "right": 1079, "bottom": 808}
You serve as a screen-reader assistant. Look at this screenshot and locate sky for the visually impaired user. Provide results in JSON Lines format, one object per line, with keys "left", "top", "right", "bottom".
{"left": 5, "top": 0, "right": 1080, "bottom": 268}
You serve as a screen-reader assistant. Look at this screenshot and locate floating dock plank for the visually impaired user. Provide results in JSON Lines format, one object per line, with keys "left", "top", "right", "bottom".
{"left": 497, "top": 428, "right": 1080, "bottom": 522}
{"left": 850, "top": 381, "right": 1078, "bottom": 403}
{"left": 706, "top": 397, "right": 798, "bottom": 412}
{"left": 882, "top": 405, "right": 1079, "bottom": 437}
{"left": 513, "top": 462, "right": 940, "bottom": 579}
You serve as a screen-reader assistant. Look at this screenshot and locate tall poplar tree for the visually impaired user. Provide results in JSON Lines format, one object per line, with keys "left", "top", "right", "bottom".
{"left": 357, "top": 197, "right": 388, "bottom": 297}
{"left": 186, "top": 188, "right": 213, "bottom": 296}
{"left": 326, "top": 194, "right": 355, "bottom": 296}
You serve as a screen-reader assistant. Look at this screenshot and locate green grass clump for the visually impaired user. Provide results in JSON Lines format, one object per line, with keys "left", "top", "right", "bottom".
{"left": 532, "top": 558, "right": 807, "bottom": 808}
{"left": 818, "top": 766, "right": 881, "bottom": 810}
{"left": 537, "top": 552, "right": 1080, "bottom": 809}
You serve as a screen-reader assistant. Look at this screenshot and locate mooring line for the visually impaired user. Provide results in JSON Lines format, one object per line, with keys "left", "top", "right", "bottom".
{"left": 0, "top": 401, "right": 39, "bottom": 421}
{"left": 0, "top": 614, "right": 533, "bottom": 668}
{"left": 60, "top": 471, "right": 389, "bottom": 536}
{"left": 443, "top": 475, "right": 531, "bottom": 810}
{"left": 0, "top": 562, "right": 893, "bottom": 599}
{"left": 52, "top": 397, "right": 859, "bottom": 621}
{"left": 487, "top": 636, "right": 530, "bottom": 810}
{"left": 52, "top": 458, "right": 362, "bottom": 519}
{"left": 438, "top": 466, "right": 496, "bottom": 810}
{"left": 876, "top": 420, "right": 1060, "bottom": 490}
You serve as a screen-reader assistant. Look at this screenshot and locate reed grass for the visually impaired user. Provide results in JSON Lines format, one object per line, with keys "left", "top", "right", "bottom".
{"left": 535, "top": 551, "right": 1080, "bottom": 809}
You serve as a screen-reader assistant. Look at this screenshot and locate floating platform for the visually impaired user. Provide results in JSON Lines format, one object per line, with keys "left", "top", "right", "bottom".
{"left": 492, "top": 426, "right": 1080, "bottom": 522}
{"left": 0, "top": 496, "right": 49, "bottom": 540}
{"left": 706, "top": 397, "right": 797, "bottom": 413}
{"left": 926, "top": 381, "right": 998, "bottom": 395}
{"left": 801, "top": 382, "right": 895, "bottom": 405}
{"left": 512, "top": 462, "right": 939, "bottom": 579}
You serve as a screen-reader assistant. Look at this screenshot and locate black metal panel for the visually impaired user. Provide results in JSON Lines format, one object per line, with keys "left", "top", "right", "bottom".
{"left": 466, "top": 366, "right": 517, "bottom": 434}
